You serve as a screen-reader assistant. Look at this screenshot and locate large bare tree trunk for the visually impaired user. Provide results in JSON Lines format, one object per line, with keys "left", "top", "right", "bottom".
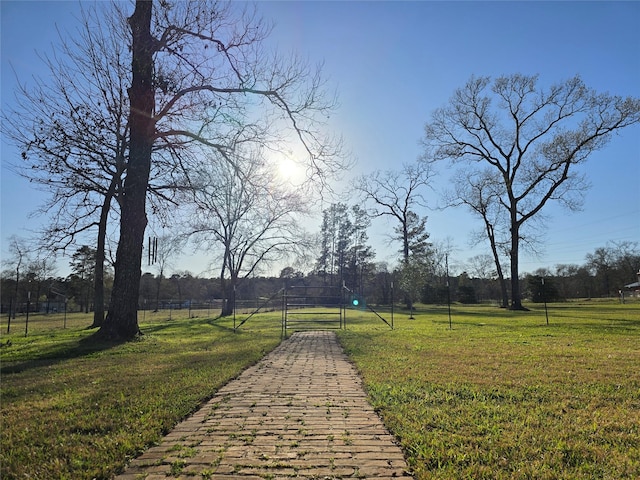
{"left": 219, "top": 277, "right": 234, "bottom": 317}
{"left": 91, "top": 176, "right": 119, "bottom": 328}
{"left": 100, "top": 0, "right": 154, "bottom": 339}
{"left": 509, "top": 222, "right": 525, "bottom": 310}
{"left": 484, "top": 223, "right": 509, "bottom": 308}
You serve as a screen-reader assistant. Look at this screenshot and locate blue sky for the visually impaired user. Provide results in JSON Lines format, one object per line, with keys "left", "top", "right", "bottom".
{"left": 2, "top": 1, "right": 639, "bottom": 278}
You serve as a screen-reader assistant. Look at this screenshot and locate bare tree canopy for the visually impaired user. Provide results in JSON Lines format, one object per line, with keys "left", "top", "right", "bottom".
{"left": 2, "top": 4, "right": 132, "bottom": 328}
{"left": 2, "top": 4, "right": 129, "bottom": 249}
{"left": 102, "top": 1, "right": 346, "bottom": 338}
{"left": 423, "top": 73, "right": 640, "bottom": 309}
{"left": 356, "top": 161, "right": 434, "bottom": 264}
{"left": 186, "top": 147, "right": 309, "bottom": 316}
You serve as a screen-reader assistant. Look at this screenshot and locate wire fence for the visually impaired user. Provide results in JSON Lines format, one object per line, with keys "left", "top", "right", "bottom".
{"left": 0, "top": 296, "right": 285, "bottom": 337}
{"left": 1, "top": 289, "right": 398, "bottom": 337}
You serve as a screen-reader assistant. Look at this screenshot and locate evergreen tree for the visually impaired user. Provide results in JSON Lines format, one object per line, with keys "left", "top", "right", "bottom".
{"left": 69, "top": 246, "right": 96, "bottom": 313}
{"left": 316, "top": 203, "right": 374, "bottom": 291}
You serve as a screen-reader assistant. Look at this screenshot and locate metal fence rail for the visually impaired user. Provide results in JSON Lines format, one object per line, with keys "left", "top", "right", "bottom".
{"left": 282, "top": 286, "right": 344, "bottom": 336}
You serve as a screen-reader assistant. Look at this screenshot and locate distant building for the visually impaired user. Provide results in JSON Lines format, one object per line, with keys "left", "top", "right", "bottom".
{"left": 622, "top": 269, "right": 640, "bottom": 298}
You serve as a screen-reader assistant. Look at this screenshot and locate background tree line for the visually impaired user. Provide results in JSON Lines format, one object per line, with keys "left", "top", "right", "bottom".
{"left": 3, "top": 236, "right": 637, "bottom": 321}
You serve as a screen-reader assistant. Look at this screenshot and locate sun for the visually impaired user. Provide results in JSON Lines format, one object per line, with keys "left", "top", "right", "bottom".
{"left": 274, "top": 153, "right": 306, "bottom": 186}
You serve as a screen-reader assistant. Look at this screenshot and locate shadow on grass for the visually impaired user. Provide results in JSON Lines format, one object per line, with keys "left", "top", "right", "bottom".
{"left": 0, "top": 330, "right": 127, "bottom": 375}
{"left": 423, "top": 304, "right": 640, "bottom": 333}
{"left": 138, "top": 316, "right": 237, "bottom": 336}
{"left": 1, "top": 320, "right": 241, "bottom": 375}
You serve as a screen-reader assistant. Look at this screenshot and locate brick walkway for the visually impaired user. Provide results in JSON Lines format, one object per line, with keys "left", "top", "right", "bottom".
{"left": 115, "top": 331, "right": 412, "bottom": 479}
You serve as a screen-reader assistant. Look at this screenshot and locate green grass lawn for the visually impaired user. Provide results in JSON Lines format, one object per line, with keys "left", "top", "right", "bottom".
{"left": 1, "top": 301, "right": 638, "bottom": 479}
{"left": 0, "top": 309, "right": 283, "bottom": 479}
{"left": 338, "top": 300, "right": 640, "bottom": 479}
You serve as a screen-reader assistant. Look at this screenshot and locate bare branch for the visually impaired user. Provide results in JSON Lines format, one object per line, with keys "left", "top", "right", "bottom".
{"left": 423, "top": 73, "right": 640, "bottom": 308}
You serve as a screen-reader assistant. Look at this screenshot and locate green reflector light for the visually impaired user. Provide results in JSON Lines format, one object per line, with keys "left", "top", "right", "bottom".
{"left": 352, "top": 298, "right": 359, "bottom": 306}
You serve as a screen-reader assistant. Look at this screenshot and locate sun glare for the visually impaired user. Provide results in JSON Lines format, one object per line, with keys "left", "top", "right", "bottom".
{"left": 274, "top": 155, "right": 306, "bottom": 186}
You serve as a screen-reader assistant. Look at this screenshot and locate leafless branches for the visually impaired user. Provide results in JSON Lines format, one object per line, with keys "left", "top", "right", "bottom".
{"left": 423, "top": 73, "right": 640, "bottom": 308}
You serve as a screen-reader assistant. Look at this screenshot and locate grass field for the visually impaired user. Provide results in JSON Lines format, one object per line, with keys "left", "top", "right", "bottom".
{"left": 0, "top": 309, "right": 283, "bottom": 479}
{"left": 339, "top": 300, "right": 640, "bottom": 479}
{"left": 1, "top": 300, "right": 639, "bottom": 479}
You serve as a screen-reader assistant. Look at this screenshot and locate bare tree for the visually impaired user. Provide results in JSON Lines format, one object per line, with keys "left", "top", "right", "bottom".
{"left": 357, "top": 161, "right": 434, "bottom": 264}
{"left": 467, "top": 254, "right": 496, "bottom": 281}
{"left": 4, "top": 237, "right": 29, "bottom": 328}
{"left": 467, "top": 253, "right": 501, "bottom": 303}
{"left": 608, "top": 241, "right": 640, "bottom": 285}
{"left": 99, "top": 1, "right": 346, "bottom": 339}
{"left": 554, "top": 263, "right": 591, "bottom": 300}
{"left": 448, "top": 169, "right": 510, "bottom": 307}
{"left": 147, "top": 234, "right": 184, "bottom": 312}
{"left": 27, "top": 254, "right": 59, "bottom": 314}
{"left": 187, "top": 149, "right": 309, "bottom": 316}
{"left": 423, "top": 74, "right": 640, "bottom": 309}
{"left": 2, "top": 4, "right": 131, "bottom": 328}
{"left": 586, "top": 241, "right": 640, "bottom": 297}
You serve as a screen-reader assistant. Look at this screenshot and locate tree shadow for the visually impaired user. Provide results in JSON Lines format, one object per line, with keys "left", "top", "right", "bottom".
{"left": 1, "top": 331, "right": 126, "bottom": 375}
{"left": 137, "top": 316, "right": 237, "bottom": 335}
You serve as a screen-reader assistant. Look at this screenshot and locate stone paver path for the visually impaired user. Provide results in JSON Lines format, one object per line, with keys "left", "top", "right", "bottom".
{"left": 115, "top": 330, "right": 412, "bottom": 479}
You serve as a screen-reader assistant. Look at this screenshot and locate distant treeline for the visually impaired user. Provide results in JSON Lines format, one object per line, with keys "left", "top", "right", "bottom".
{"left": 2, "top": 251, "right": 638, "bottom": 316}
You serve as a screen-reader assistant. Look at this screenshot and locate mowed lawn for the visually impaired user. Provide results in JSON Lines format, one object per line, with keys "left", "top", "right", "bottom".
{"left": 1, "top": 300, "right": 639, "bottom": 479}
{"left": 0, "top": 310, "right": 283, "bottom": 479}
{"left": 338, "top": 300, "right": 640, "bottom": 479}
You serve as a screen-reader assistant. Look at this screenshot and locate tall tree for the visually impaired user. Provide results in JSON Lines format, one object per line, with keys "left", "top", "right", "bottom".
{"left": 69, "top": 246, "right": 97, "bottom": 313}
{"left": 3, "top": 4, "right": 131, "bottom": 328}
{"left": 315, "top": 203, "right": 374, "bottom": 292}
{"left": 393, "top": 210, "right": 432, "bottom": 308}
{"left": 101, "top": 1, "right": 155, "bottom": 338}
{"left": 187, "top": 149, "right": 309, "bottom": 317}
{"left": 346, "top": 204, "right": 376, "bottom": 294}
{"left": 316, "top": 203, "right": 349, "bottom": 285}
{"left": 448, "top": 169, "right": 510, "bottom": 307}
{"left": 357, "top": 161, "right": 434, "bottom": 264}
{"left": 424, "top": 74, "right": 640, "bottom": 309}
{"left": 316, "top": 203, "right": 345, "bottom": 283}
{"left": 101, "top": 1, "right": 344, "bottom": 339}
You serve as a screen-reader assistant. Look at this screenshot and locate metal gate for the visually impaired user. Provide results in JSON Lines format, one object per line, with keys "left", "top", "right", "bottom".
{"left": 282, "top": 285, "right": 344, "bottom": 336}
